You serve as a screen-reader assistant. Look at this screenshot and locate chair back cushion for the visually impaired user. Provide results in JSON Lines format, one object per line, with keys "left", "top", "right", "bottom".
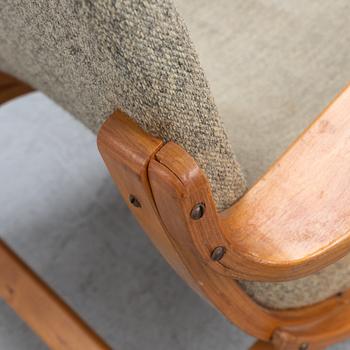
{"left": 0, "top": 0, "right": 246, "bottom": 210}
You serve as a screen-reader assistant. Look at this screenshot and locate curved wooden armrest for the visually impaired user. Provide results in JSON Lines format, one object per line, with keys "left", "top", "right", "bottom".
{"left": 98, "top": 85, "right": 350, "bottom": 283}
{"left": 216, "top": 84, "right": 350, "bottom": 280}
{"left": 143, "top": 84, "right": 350, "bottom": 282}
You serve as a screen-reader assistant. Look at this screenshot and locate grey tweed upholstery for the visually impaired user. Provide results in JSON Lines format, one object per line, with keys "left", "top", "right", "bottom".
{"left": 1, "top": 0, "right": 350, "bottom": 310}
{"left": 0, "top": 0, "right": 246, "bottom": 211}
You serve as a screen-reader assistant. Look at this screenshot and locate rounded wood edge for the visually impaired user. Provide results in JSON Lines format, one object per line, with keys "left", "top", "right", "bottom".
{"left": 221, "top": 84, "right": 350, "bottom": 280}
{"left": 153, "top": 141, "right": 345, "bottom": 281}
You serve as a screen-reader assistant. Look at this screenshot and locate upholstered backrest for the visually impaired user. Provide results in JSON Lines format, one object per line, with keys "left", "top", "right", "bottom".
{"left": 0, "top": 0, "right": 246, "bottom": 210}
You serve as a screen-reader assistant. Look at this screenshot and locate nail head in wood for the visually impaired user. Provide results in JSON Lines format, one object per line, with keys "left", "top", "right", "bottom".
{"left": 190, "top": 203, "right": 205, "bottom": 220}
{"left": 129, "top": 194, "right": 141, "bottom": 208}
{"left": 211, "top": 246, "right": 226, "bottom": 261}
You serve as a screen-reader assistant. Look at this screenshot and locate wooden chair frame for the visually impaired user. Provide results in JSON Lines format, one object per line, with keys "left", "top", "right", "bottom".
{"left": 2, "top": 71, "right": 350, "bottom": 349}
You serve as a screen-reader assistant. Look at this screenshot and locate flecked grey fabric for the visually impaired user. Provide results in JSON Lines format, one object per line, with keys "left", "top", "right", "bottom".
{"left": 175, "top": 0, "right": 350, "bottom": 309}
{"left": 0, "top": 0, "right": 246, "bottom": 211}
{"left": 241, "top": 254, "right": 350, "bottom": 310}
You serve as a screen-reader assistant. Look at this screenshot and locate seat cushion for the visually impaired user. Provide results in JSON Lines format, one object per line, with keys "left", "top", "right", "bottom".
{"left": 175, "top": 0, "right": 350, "bottom": 309}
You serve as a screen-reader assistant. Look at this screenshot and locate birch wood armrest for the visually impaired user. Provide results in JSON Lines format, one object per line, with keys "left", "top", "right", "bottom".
{"left": 217, "top": 84, "right": 350, "bottom": 281}
{"left": 98, "top": 85, "right": 350, "bottom": 284}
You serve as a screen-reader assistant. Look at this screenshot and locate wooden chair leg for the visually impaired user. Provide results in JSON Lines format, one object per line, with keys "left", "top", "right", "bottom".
{"left": 0, "top": 239, "right": 111, "bottom": 349}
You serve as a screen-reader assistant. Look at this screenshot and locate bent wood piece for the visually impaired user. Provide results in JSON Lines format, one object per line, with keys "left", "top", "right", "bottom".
{"left": 97, "top": 111, "right": 350, "bottom": 349}
{"left": 96, "top": 111, "right": 200, "bottom": 293}
{"left": 0, "top": 239, "right": 111, "bottom": 350}
{"left": 152, "top": 84, "right": 350, "bottom": 282}
{"left": 0, "top": 72, "right": 34, "bottom": 104}
{"left": 148, "top": 141, "right": 350, "bottom": 348}
{"left": 149, "top": 87, "right": 350, "bottom": 281}
{"left": 219, "top": 84, "right": 350, "bottom": 281}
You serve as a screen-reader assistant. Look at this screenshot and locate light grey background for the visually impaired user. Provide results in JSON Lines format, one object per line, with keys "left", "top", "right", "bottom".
{"left": 0, "top": 93, "right": 348, "bottom": 349}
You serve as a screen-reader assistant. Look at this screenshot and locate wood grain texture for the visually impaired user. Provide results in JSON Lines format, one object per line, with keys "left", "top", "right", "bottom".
{"left": 0, "top": 240, "right": 111, "bottom": 350}
{"left": 97, "top": 111, "right": 350, "bottom": 349}
{"left": 152, "top": 98, "right": 350, "bottom": 281}
{"left": 221, "top": 84, "right": 350, "bottom": 279}
{"left": 180, "top": 84, "right": 350, "bottom": 281}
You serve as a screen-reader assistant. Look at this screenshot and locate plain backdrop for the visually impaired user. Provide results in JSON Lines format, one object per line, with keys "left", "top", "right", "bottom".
{"left": 0, "top": 92, "right": 348, "bottom": 349}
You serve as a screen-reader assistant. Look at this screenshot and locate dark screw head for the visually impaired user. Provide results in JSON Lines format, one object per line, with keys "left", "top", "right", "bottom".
{"left": 129, "top": 194, "right": 141, "bottom": 208}
{"left": 211, "top": 246, "right": 226, "bottom": 261}
{"left": 299, "top": 343, "right": 309, "bottom": 350}
{"left": 190, "top": 203, "right": 205, "bottom": 220}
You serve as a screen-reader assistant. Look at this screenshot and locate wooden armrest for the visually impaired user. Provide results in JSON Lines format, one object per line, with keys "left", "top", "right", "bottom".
{"left": 217, "top": 84, "right": 350, "bottom": 280}
{"left": 98, "top": 85, "right": 350, "bottom": 283}
{"left": 143, "top": 84, "right": 350, "bottom": 282}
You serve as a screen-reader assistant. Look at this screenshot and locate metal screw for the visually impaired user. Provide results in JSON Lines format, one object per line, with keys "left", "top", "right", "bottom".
{"left": 129, "top": 194, "right": 141, "bottom": 208}
{"left": 299, "top": 343, "right": 309, "bottom": 350}
{"left": 190, "top": 203, "right": 205, "bottom": 220}
{"left": 211, "top": 246, "right": 226, "bottom": 261}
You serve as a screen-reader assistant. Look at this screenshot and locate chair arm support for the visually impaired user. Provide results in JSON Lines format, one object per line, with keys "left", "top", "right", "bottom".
{"left": 98, "top": 85, "right": 350, "bottom": 282}
{"left": 98, "top": 108, "right": 350, "bottom": 345}
{"left": 216, "top": 84, "right": 350, "bottom": 281}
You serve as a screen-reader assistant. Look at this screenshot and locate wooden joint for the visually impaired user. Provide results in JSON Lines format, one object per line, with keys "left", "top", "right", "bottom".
{"left": 149, "top": 142, "right": 232, "bottom": 276}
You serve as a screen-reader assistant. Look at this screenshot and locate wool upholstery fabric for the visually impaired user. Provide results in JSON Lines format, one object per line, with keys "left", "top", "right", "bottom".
{"left": 1, "top": 0, "right": 350, "bottom": 311}
{"left": 0, "top": 0, "right": 246, "bottom": 211}
{"left": 175, "top": 0, "right": 350, "bottom": 309}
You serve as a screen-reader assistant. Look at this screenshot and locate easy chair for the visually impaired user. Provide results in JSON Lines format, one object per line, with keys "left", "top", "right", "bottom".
{"left": 1, "top": 1, "right": 350, "bottom": 349}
